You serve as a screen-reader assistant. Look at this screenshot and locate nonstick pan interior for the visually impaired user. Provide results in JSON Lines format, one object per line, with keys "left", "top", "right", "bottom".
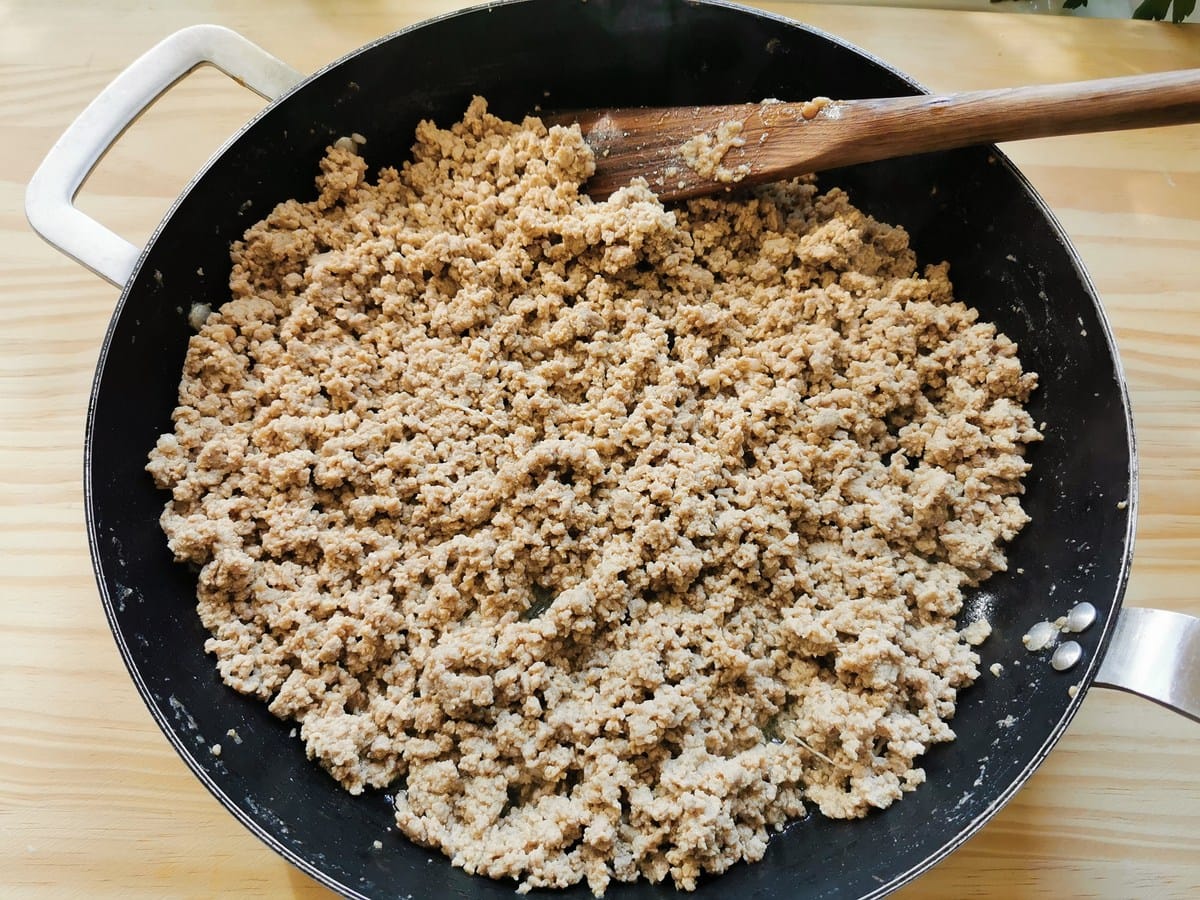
{"left": 85, "top": 1, "right": 1135, "bottom": 897}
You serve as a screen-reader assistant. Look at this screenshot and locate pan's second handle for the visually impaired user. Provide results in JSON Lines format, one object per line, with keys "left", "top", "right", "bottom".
{"left": 1095, "top": 607, "right": 1200, "bottom": 724}
{"left": 25, "top": 25, "right": 304, "bottom": 287}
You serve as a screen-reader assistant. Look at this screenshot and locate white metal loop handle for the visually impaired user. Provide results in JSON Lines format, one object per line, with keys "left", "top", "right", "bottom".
{"left": 25, "top": 25, "right": 304, "bottom": 287}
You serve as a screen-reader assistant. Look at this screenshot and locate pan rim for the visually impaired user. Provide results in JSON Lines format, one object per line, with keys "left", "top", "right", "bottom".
{"left": 81, "top": 0, "right": 1140, "bottom": 897}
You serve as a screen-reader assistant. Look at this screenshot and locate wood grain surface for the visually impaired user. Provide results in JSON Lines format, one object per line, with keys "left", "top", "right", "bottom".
{"left": 1, "top": 2, "right": 1197, "bottom": 898}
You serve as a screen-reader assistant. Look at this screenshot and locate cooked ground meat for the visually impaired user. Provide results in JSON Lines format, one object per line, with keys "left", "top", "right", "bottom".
{"left": 147, "top": 96, "right": 1040, "bottom": 896}
{"left": 679, "top": 118, "right": 750, "bottom": 183}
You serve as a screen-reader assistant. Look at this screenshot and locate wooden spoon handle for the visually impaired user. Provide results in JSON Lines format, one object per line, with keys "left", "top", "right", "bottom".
{"left": 789, "top": 69, "right": 1200, "bottom": 174}
{"left": 562, "top": 69, "right": 1200, "bottom": 201}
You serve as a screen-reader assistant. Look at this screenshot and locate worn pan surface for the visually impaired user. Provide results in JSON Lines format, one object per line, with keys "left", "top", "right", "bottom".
{"left": 32, "top": 0, "right": 1169, "bottom": 897}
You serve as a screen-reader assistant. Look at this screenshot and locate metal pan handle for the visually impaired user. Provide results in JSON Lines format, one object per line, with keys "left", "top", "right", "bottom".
{"left": 25, "top": 24, "right": 303, "bottom": 287}
{"left": 1095, "top": 607, "right": 1200, "bottom": 723}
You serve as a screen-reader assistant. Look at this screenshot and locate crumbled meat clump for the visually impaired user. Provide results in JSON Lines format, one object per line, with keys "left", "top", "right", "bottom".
{"left": 147, "top": 96, "right": 1040, "bottom": 896}
{"left": 679, "top": 119, "right": 751, "bottom": 183}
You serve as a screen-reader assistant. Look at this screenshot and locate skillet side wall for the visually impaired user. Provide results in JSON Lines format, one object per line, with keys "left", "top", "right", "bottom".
{"left": 84, "top": 1, "right": 1134, "bottom": 897}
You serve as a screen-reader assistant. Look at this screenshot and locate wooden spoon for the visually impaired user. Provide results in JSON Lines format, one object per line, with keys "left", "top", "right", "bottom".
{"left": 547, "top": 70, "right": 1200, "bottom": 202}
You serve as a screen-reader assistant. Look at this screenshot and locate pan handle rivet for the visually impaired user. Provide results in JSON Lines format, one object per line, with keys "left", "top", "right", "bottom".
{"left": 1066, "top": 601, "right": 1097, "bottom": 633}
{"left": 1051, "top": 640, "right": 1083, "bottom": 672}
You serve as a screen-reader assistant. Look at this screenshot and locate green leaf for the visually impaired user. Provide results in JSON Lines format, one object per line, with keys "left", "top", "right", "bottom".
{"left": 1063, "top": 0, "right": 1088, "bottom": 8}
{"left": 1173, "top": 0, "right": 1196, "bottom": 22}
{"left": 1133, "top": 0, "right": 1171, "bottom": 19}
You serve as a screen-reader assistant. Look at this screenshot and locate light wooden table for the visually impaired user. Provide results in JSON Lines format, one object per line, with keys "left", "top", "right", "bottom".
{"left": 2, "top": 1, "right": 1198, "bottom": 897}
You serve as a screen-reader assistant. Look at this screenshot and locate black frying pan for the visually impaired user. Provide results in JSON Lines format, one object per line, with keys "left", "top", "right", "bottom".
{"left": 26, "top": 1, "right": 1199, "bottom": 898}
